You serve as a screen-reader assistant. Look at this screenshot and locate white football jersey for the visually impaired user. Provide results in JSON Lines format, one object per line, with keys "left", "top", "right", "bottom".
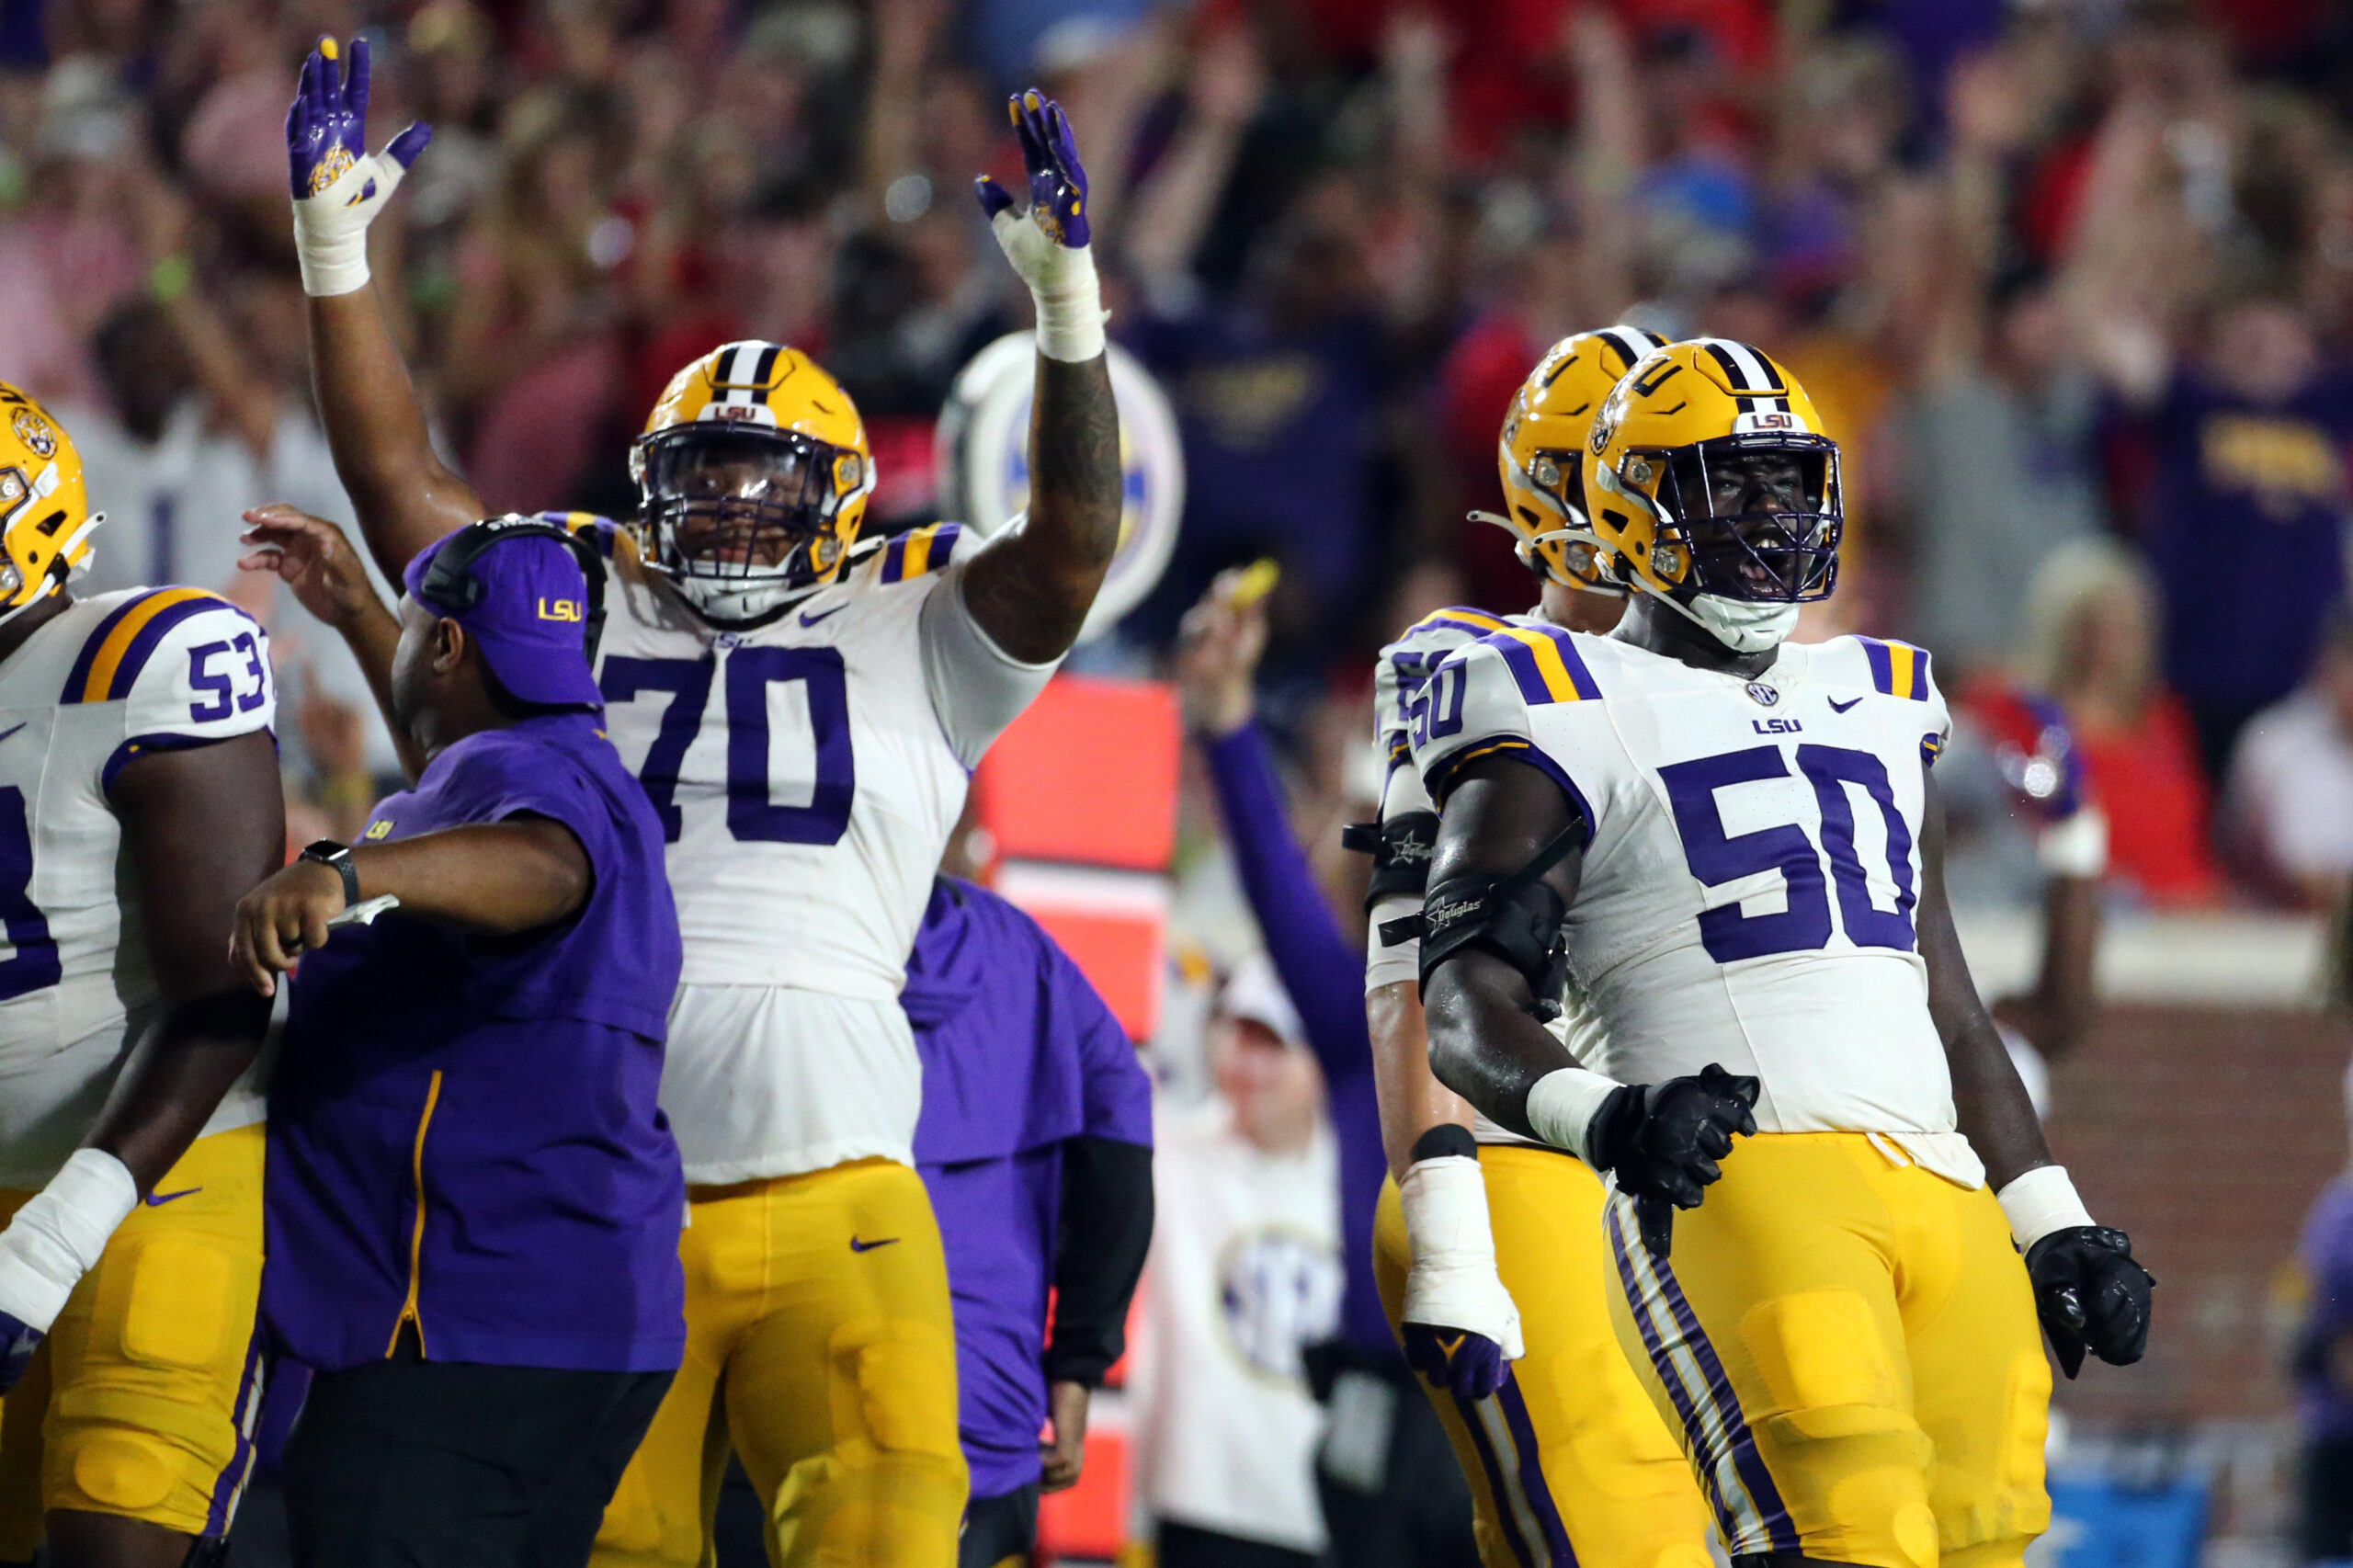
{"left": 571, "top": 517, "right": 1057, "bottom": 1181}
{"left": 0, "top": 587, "right": 276, "bottom": 1187}
{"left": 1409, "top": 625, "right": 1983, "bottom": 1187}
{"left": 1366, "top": 605, "right": 1589, "bottom": 1149}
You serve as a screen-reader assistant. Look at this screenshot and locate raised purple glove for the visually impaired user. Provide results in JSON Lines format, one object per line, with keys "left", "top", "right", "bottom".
{"left": 975, "top": 89, "right": 1090, "bottom": 249}
{"left": 285, "top": 37, "right": 430, "bottom": 201}
{"left": 1403, "top": 1322, "right": 1510, "bottom": 1401}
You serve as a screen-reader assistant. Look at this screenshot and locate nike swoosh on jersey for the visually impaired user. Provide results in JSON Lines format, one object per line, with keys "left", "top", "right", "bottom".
{"left": 800, "top": 604, "right": 847, "bottom": 629}
{"left": 848, "top": 1235, "right": 899, "bottom": 1253}
{"left": 143, "top": 1187, "right": 201, "bottom": 1207}
{"left": 1828, "top": 696, "right": 1863, "bottom": 713}
{"left": 0, "top": 723, "right": 26, "bottom": 744}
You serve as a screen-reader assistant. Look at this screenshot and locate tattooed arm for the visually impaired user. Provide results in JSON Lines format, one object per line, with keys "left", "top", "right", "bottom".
{"left": 958, "top": 352, "right": 1122, "bottom": 662}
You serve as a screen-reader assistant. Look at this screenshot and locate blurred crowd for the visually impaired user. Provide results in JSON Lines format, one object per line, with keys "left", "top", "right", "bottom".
{"left": 13, "top": 0, "right": 2353, "bottom": 913}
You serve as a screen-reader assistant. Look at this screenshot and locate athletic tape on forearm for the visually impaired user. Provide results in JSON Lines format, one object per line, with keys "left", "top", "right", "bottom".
{"left": 1365, "top": 893, "right": 1422, "bottom": 992}
{"left": 1996, "top": 1164, "right": 2097, "bottom": 1251}
{"left": 1398, "top": 1153, "right": 1496, "bottom": 1272}
{"left": 1524, "top": 1067, "right": 1623, "bottom": 1163}
{"left": 0, "top": 1150, "right": 138, "bottom": 1332}
{"left": 2037, "top": 807, "right": 2109, "bottom": 880}
{"left": 292, "top": 157, "right": 407, "bottom": 299}
{"left": 988, "top": 212, "right": 1108, "bottom": 362}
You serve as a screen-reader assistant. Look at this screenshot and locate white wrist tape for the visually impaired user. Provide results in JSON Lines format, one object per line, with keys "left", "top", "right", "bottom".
{"left": 1996, "top": 1164, "right": 2096, "bottom": 1251}
{"left": 1365, "top": 893, "right": 1422, "bottom": 992}
{"left": 0, "top": 1150, "right": 137, "bottom": 1332}
{"left": 1397, "top": 1153, "right": 1522, "bottom": 1358}
{"left": 291, "top": 153, "right": 413, "bottom": 299}
{"left": 987, "top": 211, "right": 1108, "bottom": 362}
{"left": 2037, "top": 807, "right": 2109, "bottom": 880}
{"left": 1525, "top": 1067, "right": 1623, "bottom": 1163}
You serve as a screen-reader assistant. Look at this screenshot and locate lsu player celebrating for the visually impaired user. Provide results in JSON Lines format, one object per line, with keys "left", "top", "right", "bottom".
{"left": 1358, "top": 327, "right": 1715, "bottom": 1568}
{"left": 0, "top": 391, "right": 283, "bottom": 1568}
{"left": 1407, "top": 340, "right": 2154, "bottom": 1565}
{"left": 278, "top": 40, "right": 1120, "bottom": 1568}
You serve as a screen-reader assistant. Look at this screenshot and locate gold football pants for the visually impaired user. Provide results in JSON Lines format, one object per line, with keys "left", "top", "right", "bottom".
{"left": 1604, "top": 1132, "right": 2051, "bottom": 1568}
{"left": 592, "top": 1156, "right": 967, "bottom": 1568}
{"left": 1374, "top": 1143, "right": 1714, "bottom": 1568}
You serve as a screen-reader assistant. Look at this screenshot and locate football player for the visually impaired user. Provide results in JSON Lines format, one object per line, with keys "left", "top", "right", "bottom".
{"left": 277, "top": 40, "right": 1120, "bottom": 1568}
{"left": 1358, "top": 328, "right": 1715, "bottom": 1568}
{"left": 1406, "top": 339, "right": 2154, "bottom": 1563}
{"left": 0, "top": 389, "right": 283, "bottom": 1568}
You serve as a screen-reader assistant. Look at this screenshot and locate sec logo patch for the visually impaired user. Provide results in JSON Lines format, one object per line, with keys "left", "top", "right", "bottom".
{"left": 1746, "top": 681, "right": 1779, "bottom": 707}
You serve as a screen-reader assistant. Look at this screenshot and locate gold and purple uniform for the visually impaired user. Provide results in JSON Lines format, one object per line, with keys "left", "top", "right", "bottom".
{"left": 0, "top": 588, "right": 277, "bottom": 1553}
{"left": 1410, "top": 624, "right": 2050, "bottom": 1568}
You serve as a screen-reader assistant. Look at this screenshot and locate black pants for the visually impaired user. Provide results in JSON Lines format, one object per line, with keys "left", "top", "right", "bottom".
{"left": 2303, "top": 1432, "right": 2353, "bottom": 1561}
{"left": 1310, "top": 1346, "right": 1480, "bottom": 1568}
{"left": 1155, "top": 1519, "right": 1320, "bottom": 1568}
{"left": 960, "top": 1483, "right": 1041, "bottom": 1568}
{"left": 284, "top": 1340, "right": 673, "bottom": 1568}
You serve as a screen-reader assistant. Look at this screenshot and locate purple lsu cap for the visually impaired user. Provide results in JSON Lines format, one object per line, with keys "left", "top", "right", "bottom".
{"left": 404, "top": 523, "right": 603, "bottom": 710}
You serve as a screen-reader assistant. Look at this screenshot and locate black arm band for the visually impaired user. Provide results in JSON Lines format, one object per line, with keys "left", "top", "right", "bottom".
{"left": 1410, "top": 1123, "right": 1479, "bottom": 1163}
{"left": 1342, "top": 812, "right": 1439, "bottom": 911}
{"left": 1044, "top": 1136, "right": 1154, "bottom": 1386}
{"left": 1379, "top": 811, "right": 1586, "bottom": 1020}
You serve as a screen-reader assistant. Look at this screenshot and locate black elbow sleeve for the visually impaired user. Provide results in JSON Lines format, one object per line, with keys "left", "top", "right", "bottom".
{"left": 1342, "top": 812, "right": 1438, "bottom": 911}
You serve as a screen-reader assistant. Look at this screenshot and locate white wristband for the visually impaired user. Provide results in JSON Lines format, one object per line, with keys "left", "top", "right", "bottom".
{"left": 2037, "top": 807, "right": 2109, "bottom": 880}
{"left": 0, "top": 1149, "right": 138, "bottom": 1332}
{"left": 291, "top": 152, "right": 415, "bottom": 299}
{"left": 1525, "top": 1067, "right": 1623, "bottom": 1163}
{"left": 1995, "top": 1164, "right": 2096, "bottom": 1251}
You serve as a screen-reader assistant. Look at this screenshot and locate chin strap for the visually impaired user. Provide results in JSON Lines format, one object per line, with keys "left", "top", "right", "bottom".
{"left": 1465, "top": 510, "right": 1627, "bottom": 599}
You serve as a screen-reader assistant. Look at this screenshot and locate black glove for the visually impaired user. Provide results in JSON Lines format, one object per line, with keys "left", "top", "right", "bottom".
{"left": 2024, "top": 1226, "right": 2154, "bottom": 1379}
{"left": 1586, "top": 1063, "right": 1759, "bottom": 1256}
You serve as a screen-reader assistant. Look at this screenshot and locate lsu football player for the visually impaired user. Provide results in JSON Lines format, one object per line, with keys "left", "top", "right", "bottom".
{"left": 0, "top": 391, "right": 284, "bottom": 1568}
{"left": 278, "top": 40, "right": 1120, "bottom": 1568}
{"left": 1404, "top": 339, "right": 2154, "bottom": 1566}
{"left": 1358, "top": 327, "right": 1715, "bottom": 1568}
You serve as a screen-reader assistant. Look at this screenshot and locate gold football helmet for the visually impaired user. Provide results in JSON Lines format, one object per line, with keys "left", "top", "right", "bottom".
{"left": 0, "top": 386, "right": 97, "bottom": 621}
{"left": 631, "top": 342, "right": 875, "bottom": 625}
{"left": 1582, "top": 338, "right": 1842, "bottom": 614}
{"left": 1478, "top": 326, "right": 1667, "bottom": 594}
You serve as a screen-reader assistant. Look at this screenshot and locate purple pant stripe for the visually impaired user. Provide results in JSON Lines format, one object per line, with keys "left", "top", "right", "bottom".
{"left": 200, "top": 1327, "right": 268, "bottom": 1537}
{"left": 1495, "top": 1375, "right": 1578, "bottom": 1566}
{"left": 1646, "top": 1247, "right": 1802, "bottom": 1552}
{"left": 1605, "top": 1199, "right": 1743, "bottom": 1538}
{"left": 1452, "top": 1390, "right": 1539, "bottom": 1568}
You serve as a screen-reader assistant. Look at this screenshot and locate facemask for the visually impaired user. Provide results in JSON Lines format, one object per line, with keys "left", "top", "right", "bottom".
{"left": 1683, "top": 595, "right": 1800, "bottom": 653}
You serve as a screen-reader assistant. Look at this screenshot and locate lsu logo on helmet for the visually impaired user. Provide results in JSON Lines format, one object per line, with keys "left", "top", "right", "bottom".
{"left": 0, "top": 384, "right": 97, "bottom": 620}
{"left": 1478, "top": 326, "right": 1668, "bottom": 594}
{"left": 1582, "top": 338, "right": 1843, "bottom": 608}
{"left": 630, "top": 341, "right": 875, "bottom": 626}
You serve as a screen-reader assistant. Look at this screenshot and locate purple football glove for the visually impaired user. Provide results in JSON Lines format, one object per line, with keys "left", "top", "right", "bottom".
{"left": 0, "top": 1307, "right": 40, "bottom": 1393}
{"left": 1402, "top": 1322, "right": 1510, "bottom": 1401}
{"left": 975, "top": 89, "right": 1090, "bottom": 248}
{"left": 285, "top": 36, "right": 431, "bottom": 202}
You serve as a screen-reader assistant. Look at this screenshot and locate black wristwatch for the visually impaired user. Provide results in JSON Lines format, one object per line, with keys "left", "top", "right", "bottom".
{"left": 299, "top": 840, "right": 358, "bottom": 910}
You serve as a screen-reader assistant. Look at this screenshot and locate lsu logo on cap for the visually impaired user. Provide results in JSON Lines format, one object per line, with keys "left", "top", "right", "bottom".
{"left": 538, "top": 597, "right": 585, "bottom": 623}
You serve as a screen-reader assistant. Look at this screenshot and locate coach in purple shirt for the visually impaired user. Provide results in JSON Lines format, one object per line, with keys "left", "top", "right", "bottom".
{"left": 904, "top": 876, "right": 1154, "bottom": 1568}
{"left": 233, "top": 517, "right": 683, "bottom": 1568}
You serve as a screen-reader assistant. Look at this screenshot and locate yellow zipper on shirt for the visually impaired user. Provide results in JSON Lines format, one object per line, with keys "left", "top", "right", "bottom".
{"left": 386, "top": 1069, "right": 444, "bottom": 1358}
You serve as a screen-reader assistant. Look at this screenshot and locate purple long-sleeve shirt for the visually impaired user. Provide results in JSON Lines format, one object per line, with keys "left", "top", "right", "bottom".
{"left": 2299, "top": 1174, "right": 2353, "bottom": 1440}
{"left": 907, "top": 877, "right": 1155, "bottom": 1500}
{"left": 1203, "top": 721, "right": 1393, "bottom": 1357}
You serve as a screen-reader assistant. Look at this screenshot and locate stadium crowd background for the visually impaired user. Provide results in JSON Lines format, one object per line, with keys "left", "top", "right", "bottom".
{"left": 8, "top": 0, "right": 2353, "bottom": 1558}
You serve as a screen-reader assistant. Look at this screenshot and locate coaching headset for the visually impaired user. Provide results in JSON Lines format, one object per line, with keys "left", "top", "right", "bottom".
{"left": 416, "top": 513, "right": 608, "bottom": 665}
